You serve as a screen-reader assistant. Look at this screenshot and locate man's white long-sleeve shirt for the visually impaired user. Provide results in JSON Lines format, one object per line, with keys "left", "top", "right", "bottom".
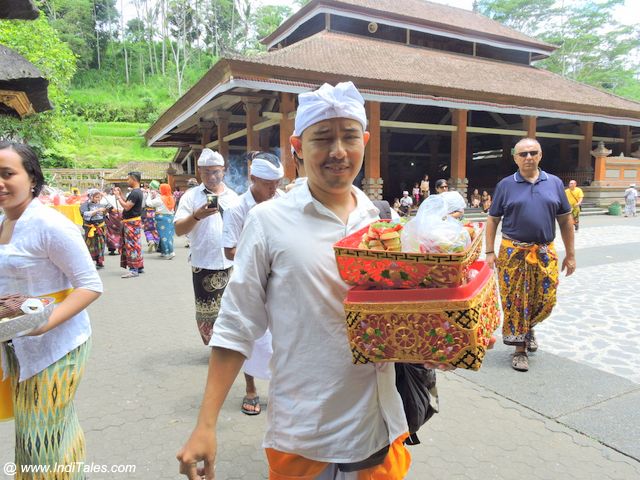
{"left": 211, "top": 181, "right": 408, "bottom": 463}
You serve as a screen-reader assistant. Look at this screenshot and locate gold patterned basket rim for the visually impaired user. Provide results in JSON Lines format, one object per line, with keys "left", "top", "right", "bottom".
{"left": 334, "top": 222, "right": 484, "bottom": 265}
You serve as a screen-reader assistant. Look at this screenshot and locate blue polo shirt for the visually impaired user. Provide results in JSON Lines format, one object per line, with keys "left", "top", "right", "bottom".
{"left": 489, "top": 170, "right": 571, "bottom": 244}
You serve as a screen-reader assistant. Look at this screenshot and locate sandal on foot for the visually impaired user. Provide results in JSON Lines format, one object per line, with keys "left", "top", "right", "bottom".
{"left": 512, "top": 352, "right": 529, "bottom": 372}
{"left": 241, "top": 396, "right": 261, "bottom": 416}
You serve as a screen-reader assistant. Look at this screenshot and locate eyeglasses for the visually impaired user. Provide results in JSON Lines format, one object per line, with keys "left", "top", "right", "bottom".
{"left": 516, "top": 150, "right": 539, "bottom": 158}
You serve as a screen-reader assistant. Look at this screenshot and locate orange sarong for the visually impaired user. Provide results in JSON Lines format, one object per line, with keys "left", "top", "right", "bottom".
{"left": 266, "top": 433, "right": 411, "bottom": 480}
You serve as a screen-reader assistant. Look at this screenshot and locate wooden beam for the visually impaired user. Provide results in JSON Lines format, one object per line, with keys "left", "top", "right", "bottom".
{"left": 365, "top": 101, "right": 381, "bottom": 179}
{"left": 467, "top": 126, "right": 526, "bottom": 136}
{"left": 380, "top": 120, "right": 456, "bottom": 132}
{"left": 279, "top": 92, "right": 296, "bottom": 181}
{"left": 451, "top": 109, "right": 467, "bottom": 181}
{"left": 244, "top": 98, "right": 261, "bottom": 152}
{"left": 578, "top": 121, "right": 593, "bottom": 169}
{"left": 621, "top": 125, "right": 632, "bottom": 156}
{"left": 522, "top": 115, "right": 537, "bottom": 138}
{"left": 388, "top": 104, "right": 406, "bottom": 121}
{"left": 212, "top": 111, "right": 230, "bottom": 163}
{"left": 489, "top": 112, "right": 508, "bottom": 127}
{"left": 223, "top": 128, "right": 248, "bottom": 143}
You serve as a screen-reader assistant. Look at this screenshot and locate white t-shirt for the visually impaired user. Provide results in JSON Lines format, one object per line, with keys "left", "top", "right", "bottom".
{"left": 174, "top": 183, "right": 239, "bottom": 270}
{"left": 211, "top": 181, "right": 408, "bottom": 462}
{"left": 0, "top": 200, "right": 103, "bottom": 381}
{"left": 400, "top": 196, "right": 413, "bottom": 207}
{"left": 222, "top": 188, "right": 282, "bottom": 249}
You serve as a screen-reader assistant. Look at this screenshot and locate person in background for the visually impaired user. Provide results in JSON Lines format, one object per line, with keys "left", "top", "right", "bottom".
{"left": 469, "top": 188, "right": 481, "bottom": 208}
{"left": 485, "top": 138, "right": 575, "bottom": 372}
{"left": 481, "top": 190, "right": 492, "bottom": 213}
{"left": 420, "top": 174, "right": 430, "bottom": 201}
{"left": 113, "top": 172, "right": 145, "bottom": 278}
{"left": 174, "top": 149, "right": 239, "bottom": 345}
{"left": 399, "top": 190, "right": 413, "bottom": 216}
{"left": 222, "top": 151, "right": 284, "bottom": 416}
{"left": 0, "top": 141, "right": 102, "bottom": 477}
{"left": 146, "top": 183, "right": 176, "bottom": 259}
{"left": 434, "top": 179, "right": 448, "bottom": 194}
{"left": 143, "top": 180, "right": 161, "bottom": 253}
{"left": 624, "top": 183, "right": 638, "bottom": 217}
{"left": 103, "top": 186, "right": 123, "bottom": 256}
{"left": 412, "top": 182, "right": 420, "bottom": 205}
{"left": 565, "top": 180, "right": 584, "bottom": 231}
{"left": 182, "top": 178, "right": 199, "bottom": 248}
{"left": 80, "top": 188, "right": 108, "bottom": 269}
{"left": 392, "top": 197, "right": 401, "bottom": 214}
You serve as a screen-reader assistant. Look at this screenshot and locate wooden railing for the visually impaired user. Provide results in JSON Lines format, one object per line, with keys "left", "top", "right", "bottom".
{"left": 43, "top": 168, "right": 117, "bottom": 192}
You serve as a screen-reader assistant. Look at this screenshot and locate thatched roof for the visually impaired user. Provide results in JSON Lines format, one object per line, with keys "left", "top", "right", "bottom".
{"left": 105, "top": 161, "right": 172, "bottom": 181}
{"left": 0, "top": 0, "right": 39, "bottom": 20}
{"left": 0, "top": 44, "right": 51, "bottom": 114}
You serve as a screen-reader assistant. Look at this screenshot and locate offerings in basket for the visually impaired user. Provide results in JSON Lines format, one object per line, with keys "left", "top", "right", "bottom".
{"left": 334, "top": 219, "right": 483, "bottom": 289}
{"left": 343, "top": 261, "right": 500, "bottom": 370}
{"left": 0, "top": 295, "right": 55, "bottom": 343}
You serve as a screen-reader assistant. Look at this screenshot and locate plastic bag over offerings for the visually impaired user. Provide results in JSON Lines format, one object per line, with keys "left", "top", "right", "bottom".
{"left": 401, "top": 195, "right": 471, "bottom": 254}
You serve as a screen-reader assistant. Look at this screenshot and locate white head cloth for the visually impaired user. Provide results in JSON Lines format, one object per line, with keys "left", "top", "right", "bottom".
{"left": 251, "top": 158, "right": 284, "bottom": 181}
{"left": 198, "top": 148, "right": 224, "bottom": 167}
{"left": 294, "top": 82, "right": 367, "bottom": 135}
{"left": 87, "top": 188, "right": 100, "bottom": 197}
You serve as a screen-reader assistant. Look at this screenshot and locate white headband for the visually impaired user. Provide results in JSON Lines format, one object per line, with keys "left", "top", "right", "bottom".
{"left": 251, "top": 158, "right": 284, "bottom": 181}
{"left": 294, "top": 82, "right": 367, "bottom": 135}
{"left": 198, "top": 148, "right": 224, "bottom": 167}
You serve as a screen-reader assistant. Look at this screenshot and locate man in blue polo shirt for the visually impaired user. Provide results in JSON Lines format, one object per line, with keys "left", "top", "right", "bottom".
{"left": 485, "top": 138, "right": 576, "bottom": 372}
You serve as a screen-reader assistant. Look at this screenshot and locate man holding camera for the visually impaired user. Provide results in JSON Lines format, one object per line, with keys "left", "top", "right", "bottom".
{"left": 174, "top": 149, "right": 239, "bottom": 344}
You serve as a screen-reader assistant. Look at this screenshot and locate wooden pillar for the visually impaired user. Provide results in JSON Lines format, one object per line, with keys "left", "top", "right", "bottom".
{"left": 364, "top": 101, "right": 381, "bottom": 199}
{"left": 212, "top": 111, "right": 230, "bottom": 165}
{"left": 522, "top": 115, "right": 536, "bottom": 138}
{"left": 191, "top": 145, "right": 203, "bottom": 182}
{"left": 199, "top": 120, "right": 215, "bottom": 147}
{"left": 259, "top": 129, "right": 271, "bottom": 151}
{"left": 450, "top": 109, "right": 468, "bottom": 195}
{"left": 621, "top": 126, "right": 632, "bottom": 156}
{"left": 591, "top": 142, "right": 612, "bottom": 186}
{"left": 381, "top": 132, "right": 391, "bottom": 198}
{"left": 279, "top": 92, "right": 296, "bottom": 181}
{"left": 578, "top": 121, "right": 593, "bottom": 170}
{"left": 243, "top": 98, "right": 261, "bottom": 153}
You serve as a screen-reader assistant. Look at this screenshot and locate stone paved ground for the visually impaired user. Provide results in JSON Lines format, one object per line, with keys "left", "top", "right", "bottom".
{"left": 1, "top": 215, "right": 640, "bottom": 479}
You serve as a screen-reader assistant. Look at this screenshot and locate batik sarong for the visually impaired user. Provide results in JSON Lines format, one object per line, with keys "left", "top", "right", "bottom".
{"left": 142, "top": 207, "right": 159, "bottom": 245}
{"left": 83, "top": 222, "right": 105, "bottom": 266}
{"left": 120, "top": 217, "right": 144, "bottom": 270}
{"left": 105, "top": 211, "right": 123, "bottom": 253}
{"left": 192, "top": 266, "right": 232, "bottom": 344}
{"left": 7, "top": 339, "right": 91, "bottom": 480}
{"left": 155, "top": 213, "right": 175, "bottom": 255}
{"left": 625, "top": 197, "right": 637, "bottom": 217}
{"left": 497, "top": 238, "right": 559, "bottom": 346}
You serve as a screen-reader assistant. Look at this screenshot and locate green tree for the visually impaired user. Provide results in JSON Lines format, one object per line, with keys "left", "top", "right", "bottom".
{"left": 476, "top": 0, "right": 640, "bottom": 101}
{"left": 0, "top": 13, "right": 77, "bottom": 166}
{"left": 252, "top": 4, "right": 292, "bottom": 50}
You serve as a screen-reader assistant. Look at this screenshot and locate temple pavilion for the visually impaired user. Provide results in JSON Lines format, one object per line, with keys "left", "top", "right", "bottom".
{"left": 145, "top": 0, "right": 640, "bottom": 201}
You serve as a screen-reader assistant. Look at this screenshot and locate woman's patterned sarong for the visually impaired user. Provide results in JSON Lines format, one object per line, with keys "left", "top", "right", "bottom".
{"left": 497, "top": 238, "right": 559, "bottom": 346}
{"left": 120, "top": 217, "right": 144, "bottom": 270}
{"left": 192, "top": 266, "right": 232, "bottom": 344}
{"left": 155, "top": 213, "right": 175, "bottom": 255}
{"left": 142, "top": 207, "right": 159, "bottom": 246}
{"left": 7, "top": 339, "right": 91, "bottom": 480}
{"left": 83, "top": 222, "right": 105, "bottom": 265}
{"left": 105, "top": 211, "right": 122, "bottom": 253}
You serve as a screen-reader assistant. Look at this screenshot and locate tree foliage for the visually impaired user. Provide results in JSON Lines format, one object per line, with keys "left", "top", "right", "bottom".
{"left": 475, "top": 0, "right": 640, "bottom": 100}
{"left": 0, "top": 14, "right": 77, "bottom": 166}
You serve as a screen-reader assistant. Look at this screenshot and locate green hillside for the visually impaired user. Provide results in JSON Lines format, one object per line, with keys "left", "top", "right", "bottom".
{"left": 69, "top": 121, "right": 173, "bottom": 168}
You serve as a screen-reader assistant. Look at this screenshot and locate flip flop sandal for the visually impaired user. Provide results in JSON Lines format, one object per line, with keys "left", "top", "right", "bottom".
{"left": 512, "top": 352, "right": 529, "bottom": 372}
{"left": 241, "top": 396, "right": 261, "bottom": 416}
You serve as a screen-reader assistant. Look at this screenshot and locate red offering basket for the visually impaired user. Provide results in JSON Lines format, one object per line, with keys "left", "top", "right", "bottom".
{"left": 334, "top": 220, "right": 484, "bottom": 289}
{"left": 343, "top": 261, "right": 500, "bottom": 370}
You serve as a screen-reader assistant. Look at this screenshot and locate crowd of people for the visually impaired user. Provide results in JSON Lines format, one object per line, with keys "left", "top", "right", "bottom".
{"left": 4, "top": 80, "right": 640, "bottom": 479}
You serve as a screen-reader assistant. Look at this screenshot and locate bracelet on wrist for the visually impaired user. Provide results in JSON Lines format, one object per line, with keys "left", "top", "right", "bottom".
{"left": 193, "top": 213, "right": 200, "bottom": 221}
{"left": 485, "top": 251, "right": 494, "bottom": 254}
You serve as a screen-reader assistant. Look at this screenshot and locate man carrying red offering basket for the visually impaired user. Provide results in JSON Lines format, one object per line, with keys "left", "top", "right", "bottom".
{"left": 177, "top": 82, "right": 422, "bottom": 480}
{"left": 485, "top": 138, "right": 576, "bottom": 372}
